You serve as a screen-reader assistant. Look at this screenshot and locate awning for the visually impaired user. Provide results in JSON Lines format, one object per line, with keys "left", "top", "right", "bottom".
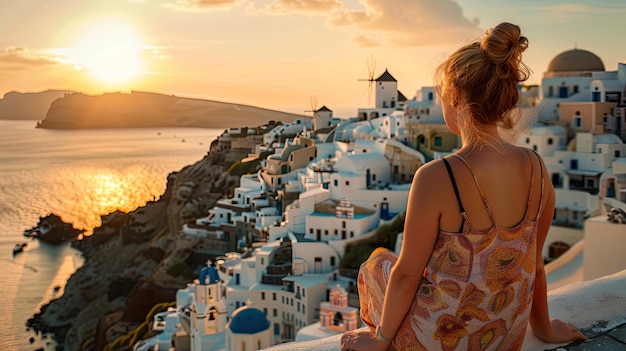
{"left": 565, "top": 169, "right": 604, "bottom": 176}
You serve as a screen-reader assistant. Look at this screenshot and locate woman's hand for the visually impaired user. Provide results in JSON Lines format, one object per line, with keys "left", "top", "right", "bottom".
{"left": 533, "top": 318, "right": 588, "bottom": 344}
{"left": 341, "top": 328, "right": 390, "bottom": 351}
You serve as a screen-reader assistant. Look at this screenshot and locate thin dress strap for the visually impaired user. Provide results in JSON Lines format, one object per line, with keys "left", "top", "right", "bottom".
{"left": 442, "top": 157, "right": 468, "bottom": 233}
{"left": 527, "top": 148, "right": 546, "bottom": 220}
{"left": 521, "top": 148, "right": 536, "bottom": 219}
{"left": 450, "top": 154, "right": 498, "bottom": 226}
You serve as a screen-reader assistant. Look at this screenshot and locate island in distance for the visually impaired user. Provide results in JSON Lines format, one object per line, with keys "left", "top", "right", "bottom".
{"left": 0, "top": 90, "right": 72, "bottom": 120}
{"left": 0, "top": 90, "right": 307, "bottom": 129}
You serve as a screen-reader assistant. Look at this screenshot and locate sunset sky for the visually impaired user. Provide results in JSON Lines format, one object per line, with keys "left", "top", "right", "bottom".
{"left": 1, "top": 0, "right": 624, "bottom": 116}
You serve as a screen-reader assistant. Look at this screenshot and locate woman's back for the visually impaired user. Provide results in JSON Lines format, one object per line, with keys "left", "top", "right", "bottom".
{"left": 408, "top": 146, "right": 546, "bottom": 350}
{"left": 437, "top": 146, "right": 544, "bottom": 234}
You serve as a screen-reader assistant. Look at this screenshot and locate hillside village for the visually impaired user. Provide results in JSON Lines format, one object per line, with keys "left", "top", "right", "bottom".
{"left": 129, "top": 49, "right": 626, "bottom": 351}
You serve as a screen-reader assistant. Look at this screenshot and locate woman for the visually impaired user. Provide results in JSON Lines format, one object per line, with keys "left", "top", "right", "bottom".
{"left": 341, "top": 22, "right": 587, "bottom": 351}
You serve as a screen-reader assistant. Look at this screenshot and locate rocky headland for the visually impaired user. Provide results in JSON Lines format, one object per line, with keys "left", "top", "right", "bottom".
{"left": 36, "top": 91, "right": 307, "bottom": 129}
{"left": 0, "top": 90, "right": 72, "bottom": 120}
{"left": 26, "top": 124, "right": 281, "bottom": 351}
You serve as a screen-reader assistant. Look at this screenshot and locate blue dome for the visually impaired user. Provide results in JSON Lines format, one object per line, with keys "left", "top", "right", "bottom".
{"left": 229, "top": 307, "right": 270, "bottom": 334}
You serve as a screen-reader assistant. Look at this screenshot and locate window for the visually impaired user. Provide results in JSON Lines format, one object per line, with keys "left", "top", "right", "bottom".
{"left": 334, "top": 179, "right": 338, "bottom": 187}
{"left": 331, "top": 256, "right": 336, "bottom": 266}
{"left": 309, "top": 228, "right": 313, "bottom": 234}
{"left": 274, "top": 323, "right": 280, "bottom": 335}
{"left": 261, "top": 292, "right": 265, "bottom": 300}
{"left": 616, "top": 150, "right": 621, "bottom": 157}
{"left": 273, "top": 292, "right": 277, "bottom": 301}
{"left": 264, "top": 308, "right": 267, "bottom": 315}
{"left": 592, "top": 91, "right": 601, "bottom": 102}
{"left": 303, "top": 304, "right": 306, "bottom": 314}
{"left": 574, "top": 117, "right": 582, "bottom": 128}
{"left": 261, "top": 258, "right": 264, "bottom": 265}
{"left": 547, "top": 138, "right": 553, "bottom": 145}
{"left": 526, "top": 137, "right": 530, "bottom": 144}
{"left": 345, "top": 181, "right": 350, "bottom": 186}
{"left": 273, "top": 308, "right": 277, "bottom": 317}
{"left": 434, "top": 136, "right": 442, "bottom": 146}
{"left": 302, "top": 289, "right": 305, "bottom": 297}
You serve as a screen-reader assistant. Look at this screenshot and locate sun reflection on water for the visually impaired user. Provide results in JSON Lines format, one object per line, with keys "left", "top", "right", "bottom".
{"left": 60, "top": 165, "right": 166, "bottom": 234}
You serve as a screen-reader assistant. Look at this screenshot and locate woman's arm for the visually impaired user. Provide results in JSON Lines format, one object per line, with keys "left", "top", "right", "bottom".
{"left": 341, "top": 161, "right": 443, "bottom": 351}
{"left": 529, "top": 158, "right": 587, "bottom": 343}
{"left": 378, "top": 162, "right": 442, "bottom": 340}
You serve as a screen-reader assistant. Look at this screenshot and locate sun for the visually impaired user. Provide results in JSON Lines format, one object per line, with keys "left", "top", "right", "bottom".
{"left": 70, "top": 20, "right": 145, "bottom": 86}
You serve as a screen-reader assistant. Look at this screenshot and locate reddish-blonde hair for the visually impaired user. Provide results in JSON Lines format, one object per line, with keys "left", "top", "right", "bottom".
{"left": 436, "top": 22, "right": 531, "bottom": 144}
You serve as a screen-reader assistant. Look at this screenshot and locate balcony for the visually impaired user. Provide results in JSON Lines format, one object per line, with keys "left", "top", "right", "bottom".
{"left": 261, "top": 273, "right": 286, "bottom": 285}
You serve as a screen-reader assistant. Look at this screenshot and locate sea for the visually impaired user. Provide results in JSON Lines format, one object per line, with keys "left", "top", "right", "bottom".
{"left": 0, "top": 120, "right": 221, "bottom": 351}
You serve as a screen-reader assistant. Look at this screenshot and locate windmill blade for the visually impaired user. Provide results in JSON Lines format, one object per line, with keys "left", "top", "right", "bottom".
{"left": 304, "top": 95, "right": 318, "bottom": 114}
{"left": 357, "top": 55, "right": 377, "bottom": 108}
{"left": 367, "top": 54, "right": 376, "bottom": 81}
{"left": 367, "top": 55, "right": 376, "bottom": 107}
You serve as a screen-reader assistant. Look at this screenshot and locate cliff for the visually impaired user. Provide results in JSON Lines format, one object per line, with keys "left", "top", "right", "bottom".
{"left": 0, "top": 90, "right": 72, "bottom": 120}
{"left": 38, "top": 91, "right": 307, "bottom": 129}
{"left": 26, "top": 128, "right": 267, "bottom": 350}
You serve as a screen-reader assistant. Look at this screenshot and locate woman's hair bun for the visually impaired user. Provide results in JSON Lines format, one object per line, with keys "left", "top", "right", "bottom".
{"left": 480, "top": 22, "right": 528, "bottom": 66}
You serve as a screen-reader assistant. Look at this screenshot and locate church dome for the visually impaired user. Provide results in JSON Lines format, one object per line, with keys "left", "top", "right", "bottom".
{"left": 547, "top": 49, "right": 605, "bottom": 73}
{"left": 229, "top": 306, "right": 270, "bottom": 334}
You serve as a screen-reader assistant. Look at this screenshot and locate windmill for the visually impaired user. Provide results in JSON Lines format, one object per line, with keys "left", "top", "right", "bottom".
{"left": 358, "top": 54, "right": 376, "bottom": 108}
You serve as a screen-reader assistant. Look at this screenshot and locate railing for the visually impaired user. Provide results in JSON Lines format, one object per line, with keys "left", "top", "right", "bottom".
{"left": 261, "top": 273, "right": 286, "bottom": 285}
{"left": 267, "top": 264, "right": 291, "bottom": 275}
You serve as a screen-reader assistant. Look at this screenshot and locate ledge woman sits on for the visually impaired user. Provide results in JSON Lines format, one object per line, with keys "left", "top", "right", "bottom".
{"left": 341, "top": 22, "right": 587, "bottom": 351}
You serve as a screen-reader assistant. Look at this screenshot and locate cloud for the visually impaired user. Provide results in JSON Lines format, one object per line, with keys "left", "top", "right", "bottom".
{"left": 327, "top": 0, "right": 481, "bottom": 46}
{"left": 350, "top": 34, "right": 381, "bottom": 48}
{"left": 0, "top": 46, "right": 61, "bottom": 71}
{"left": 163, "top": 0, "right": 237, "bottom": 11}
{"left": 264, "top": 0, "right": 342, "bottom": 15}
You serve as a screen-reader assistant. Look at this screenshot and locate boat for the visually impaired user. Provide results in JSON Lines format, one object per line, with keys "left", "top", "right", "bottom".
{"left": 13, "top": 243, "right": 27, "bottom": 255}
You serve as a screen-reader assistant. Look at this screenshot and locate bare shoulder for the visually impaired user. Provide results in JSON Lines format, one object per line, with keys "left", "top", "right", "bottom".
{"left": 414, "top": 158, "right": 448, "bottom": 182}
{"left": 411, "top": 159, "right": 451, "bottom": 197}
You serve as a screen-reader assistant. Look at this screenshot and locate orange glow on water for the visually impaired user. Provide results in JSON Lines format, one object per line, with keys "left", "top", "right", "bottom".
{"left": 63, "top": 166, "right": 165, "bottom": 234}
